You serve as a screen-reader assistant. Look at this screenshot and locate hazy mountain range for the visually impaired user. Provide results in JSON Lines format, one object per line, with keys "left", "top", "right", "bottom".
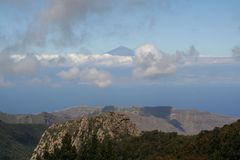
{"left": 0, "top": 106, "right": 238, "bottom": 135}
{"left": 0, "top": 105, "right": 239, "bottom": 160}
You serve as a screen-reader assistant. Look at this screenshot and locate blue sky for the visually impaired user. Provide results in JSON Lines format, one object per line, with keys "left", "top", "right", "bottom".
{"left": 0, "top": 0, "right": 240, "bottom": 115}
{"left": 0, "top": 0, "right": 240, "bottom": 55}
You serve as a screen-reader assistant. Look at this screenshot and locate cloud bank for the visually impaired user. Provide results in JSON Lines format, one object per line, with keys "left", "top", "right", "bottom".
{"left": 35, "top": 53, "right": 133, "bottom": 67}
{"left": 0, "top": 44, "right": 238, "bottom": 88}
{"left": 58, "top": 67, "right": 112, "bottom": 87}
{"left": 0, "top": 54, "right": 39, "bottom": 76}
{"left": 133, "top": 44, "right": 177, "bottom": 79}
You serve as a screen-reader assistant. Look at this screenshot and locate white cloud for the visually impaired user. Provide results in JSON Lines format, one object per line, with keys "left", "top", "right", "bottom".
{"left": 133, "top": 44, "right": 177, "bottom": 78}
{"left": 63, "top": 53, "right": 133, "bottom": 67}
{"left": 57, "top": 67, "right": 81, "bottom": 80}
{"left": 57, "top": 67, "right": 112, "bottom": 87}
{"left": 81, "top": 68, "right": 112, "bottom": 88}
{"left": 11, "top": 55, "right": 39, "bottom": 75}
{"left": 0, "top": 44, "right": 236, "bottom": 88}
{"left": 0, "top": 54, "right": 39, "bottom": 76}
{"left": 22, "top": 53, "right": 133, "bottom": 67}
{"left": 0, "top": 54, "right": 40, "bottom": 87}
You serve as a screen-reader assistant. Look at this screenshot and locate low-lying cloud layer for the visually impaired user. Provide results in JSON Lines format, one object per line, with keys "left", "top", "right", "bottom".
{"left": 58, "top": 67, "right": 112, "bottom": 87}
{"left": 0, "top": 44, "right": 238, "bottom": 88}
{"left": 0, "top": 54, "right": 39, "bottom": 87}
{"left": 35, "top": 53, "right": 133, "bottom": 67}
{"left": 0, "top": 54, "right": 39, "bottom": 75}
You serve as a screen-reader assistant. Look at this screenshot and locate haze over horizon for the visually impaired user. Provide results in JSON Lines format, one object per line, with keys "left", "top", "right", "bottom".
{"left": 0, "top": 0, "right": 240, "bottom": 115}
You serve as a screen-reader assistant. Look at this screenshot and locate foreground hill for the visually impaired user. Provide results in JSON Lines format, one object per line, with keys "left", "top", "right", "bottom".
{"left": 31, "top": 112, "right": 140, "bottom": 160}
{"left": 0, "top": 105, "right": 238, "bottom": 135}
{"left": 31, "top": 113, "right": 240, "bottom": 160}
{"left": 0, "top": 121, "right": 47, "bottom": 160}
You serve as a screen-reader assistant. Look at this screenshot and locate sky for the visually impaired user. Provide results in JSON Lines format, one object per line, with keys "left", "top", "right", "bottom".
{"left": 0, "top": 0, "right": 240, "bottom": 115}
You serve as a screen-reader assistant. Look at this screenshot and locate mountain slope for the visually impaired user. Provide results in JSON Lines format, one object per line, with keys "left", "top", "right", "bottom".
{"left": 0, "top": 121, "right": 47, "bottom": 160}
{"left": 31, "top": 115, "right": 240, "bottom": 160}
{"left": 31, "top": 112, "right": 140, "bottom": 160}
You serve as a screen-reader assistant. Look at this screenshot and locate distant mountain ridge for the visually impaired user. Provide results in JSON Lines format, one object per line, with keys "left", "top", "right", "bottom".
{"left": 106, "top": 46, "right": 135, "bottom": 56}
{"left": 0, "top": 111, "right": 63, "bottom": 125}
{"left": 0, "top": 105, "right": 238, "bottom": 135}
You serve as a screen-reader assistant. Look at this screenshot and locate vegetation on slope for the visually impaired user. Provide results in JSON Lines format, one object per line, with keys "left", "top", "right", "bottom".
{"left": 38, "top": 119, "right": 240, "bottom": 160}
{"left": 0, "top": 120, "right": 47, "bottom": 160}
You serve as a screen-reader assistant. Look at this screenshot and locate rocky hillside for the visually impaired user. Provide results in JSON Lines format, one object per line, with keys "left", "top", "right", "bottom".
{"left": 0, "top": 105, "right": 238, "bottom": 135}
{"left": 31, "top": 115, "right": 240, "bottom": 160}
{"left": 31, "top": 112, "right": 140, "bottom": 160}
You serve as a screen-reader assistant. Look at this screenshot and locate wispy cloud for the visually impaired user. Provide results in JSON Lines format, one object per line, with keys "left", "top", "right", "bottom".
{"left": 2, "top": 0, "right": 171, "bottom": 52}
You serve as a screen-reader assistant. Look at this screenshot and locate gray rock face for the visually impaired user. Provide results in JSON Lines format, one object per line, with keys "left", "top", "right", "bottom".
{"left": 30, "top": 112, "right": 140, "bottom": 160}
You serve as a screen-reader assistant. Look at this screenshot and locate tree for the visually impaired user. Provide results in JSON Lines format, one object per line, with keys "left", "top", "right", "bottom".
{"left": 42, "top": 133, "right": 77, "bottom": 160}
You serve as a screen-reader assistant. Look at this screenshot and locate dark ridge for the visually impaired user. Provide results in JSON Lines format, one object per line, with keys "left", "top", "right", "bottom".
{"left": 107, "top": 46, "right": 135, "bottom": 56}
{"left": 141, "top": 106, "right": 173, "bottom": 119}
{"left": 168, "top": 119, "right": 185, "bottom": 132}
{"left": 102, "top": 105, "right": 116, "bottom": 112}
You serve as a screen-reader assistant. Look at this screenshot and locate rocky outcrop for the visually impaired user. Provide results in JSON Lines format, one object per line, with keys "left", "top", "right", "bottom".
{"left": 30, "top": 112, "right": 140, "bottom": 160}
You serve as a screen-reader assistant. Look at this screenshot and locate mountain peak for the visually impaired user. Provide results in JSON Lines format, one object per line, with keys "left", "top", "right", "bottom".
{"left": 106, "top": 46, "right": 135, "bottom": 56}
